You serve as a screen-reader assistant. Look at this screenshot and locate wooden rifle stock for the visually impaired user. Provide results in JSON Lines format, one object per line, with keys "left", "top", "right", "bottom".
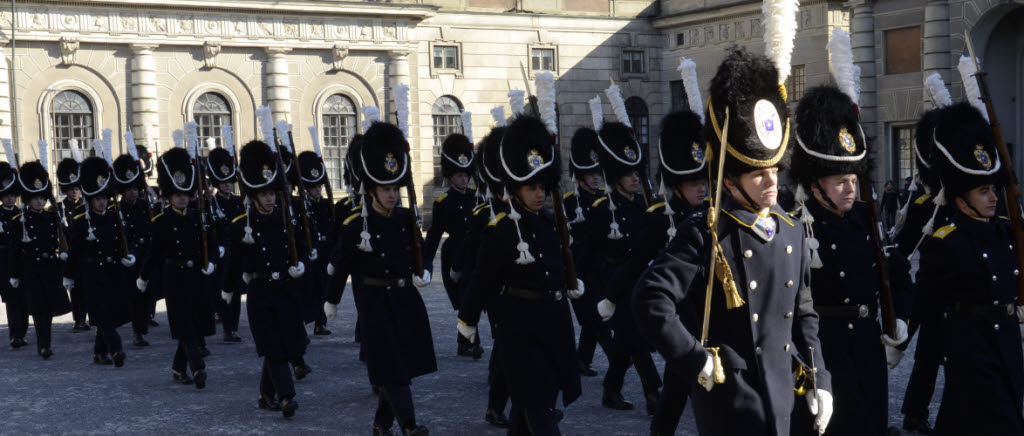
{"left": 50, "top": 194, "right": 69, "bottom": 254}
{"left": 111, "top": 199, "right": 131, "bottom": 259}
{"left": 271, "top": 128, "right": 300, "bottom": 267}
{"left": 286, "top": 130, "right": 315, "bottom": 253}
{"left": 551, "top": 184, "right": 578, "bottom": 290}
{"left": 193, "top": 155, "right": 210, "bottom": 267}
{"left": 406, "top": 176, "right": 425, "bottom": 275}
{"left": 860, "top": 178, "right": 897, "bottom": 338}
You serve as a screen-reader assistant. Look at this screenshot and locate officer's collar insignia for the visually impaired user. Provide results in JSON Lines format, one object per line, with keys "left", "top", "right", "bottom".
{"left": 33, "top": 179, "right": 43, "bottom": 189}
{"left": 691, "top": 143, "right": 704, "bottom": 164}
{"left": 96, "top": 175, "right": 107, "bottom": 186}
{"left": 753, "top": 99, "right": 783, "bottom": 150}
{"left": 173, "top": 171, "right": 186, "bottom": 185}
{"left": 974, "top": 145, "right": 992, "bottom": 170}
{"left": 839, "top": 126, "right": 856, "bottom": 153}
{"left": 589, "top": 150, "right": 599, "bottom": 164}
{"left": 624, "top": 146, "right": 637, "bottom": 162}
{"left": 311, "top": 168, "right": 321, "bottom": 178}
{"left": 752, "top": 211, "right": 777, "bottom": 242}
{"left": 457, "top": 154, "right": 469, "bottom": 166}
{"left": 220, "top": 165, "right": 230, "bottom": 176}
{"left": 384, "top": 153, "right": 399, "bottom": 174}
{"left": 261, "top": 165, "right": 273, "bottom": 181}
{"left": 527, "top": 149, "right": 544, "bottom": 169}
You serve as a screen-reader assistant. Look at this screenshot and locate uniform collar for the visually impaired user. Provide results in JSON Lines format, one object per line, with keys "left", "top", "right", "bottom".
{"left": 721, "top": 196, "right": 794, "bottom": 228}
{"left": 953, "top": 210, "right": 998, "bottom": 241}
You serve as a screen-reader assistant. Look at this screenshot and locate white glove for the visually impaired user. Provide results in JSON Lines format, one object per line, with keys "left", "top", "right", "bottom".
{"left": 450, "top": 268, "right": 461, "bottom": 283}
{"left": 120, "top": 254, "right": 136, "bottom": 267}
{"left": 242, "top": 272, "right": 252, "bottom": 285}
{"left": 8, "top": 278, "right": 18, "bottom": 288}
{"left": 136, "top": 278, "right": 148, "bottom": 292}
{"left": 326, "top": 263, "right": 335, "bottom": 276}
{"left": 62, "top": 277, "right": 75, "bottom": 290}
{"left": 597, "top": 299, "right": 616, "bottom": 321}
{"left": 324, "top": 302, "right": 337, "bottom": 320}
{"left": 218, "top": 246, "right": 225, "bottom": 259}
{"left": 288, "top": 261, "right": 305, "bottom": 279}
{"left": 697, "top": 354, "right": 715, "bottom": 392}
{"left": 884, "top": 344, "right": 904, "bottom": 369}
{"left": 309, "top": 248, "right": 318, "bottom": 261}
{"left": 457, "top": 320, "right": 477, "bottom": 343}
{"left": 221, "top": 291, "right": 232, "bottom": 304}
{"left": 59, "top": 252, "right": 68, "bottom": 261}
{"left": 201, "top": 262, "right": 215, "bottom": 276}
{"left": 806, "top": 389, "right": 834, "bottom": 434}
{"left": 880, "top": 318, "right": 909, "bottom": 347}
{"left": 1016, "top": 305, "right": 1024, "bottom": 324}
{"left": 567, "top": 279, "right": 585, "bottom": 299}
{"left": 413, "top": 270, "right": 431, "bottom": 288}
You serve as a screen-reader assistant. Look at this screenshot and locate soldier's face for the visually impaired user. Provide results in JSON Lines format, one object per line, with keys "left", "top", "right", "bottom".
{"left": 814, "top": 174, "right": 858, "bottom": 213}
{"left": 89, "top": 196, "right": 108, "bottom": 213}
{"left": 68, "top": 187, "right": 81, "bottom": 201}
{"left": 169, "top": 193, "right": 190, "bottom": 210}
{"left": 122, "top": 186, "right": 139, "bottom": 203}
{"left": 256, "top": 191, "right": 277, "bottom": 212}
{"left": 617, "top": 171, "right": 640, "bottom": 195}
{"left": 217, "top": 182, "right": 234, "bottom": 195}
{"left": 516, "top": 183, "right": 547, "bottom": 213}
{"left": 678, "top": 179, "right": 707, "bottom": 207}
{"left": 372, "top": 185, "right": 399, "bottom": 212}
{"left": 29, "top": 196, "right": 46, "bottom": 211}
{"left": 307, "top": 185, "right": 322, "bottom": 199}
{"left": 958, "top": 184, "right": 998, "bottom": 218}
{"left": 581, "top": 173, "right": 603, "bottom": 192}
{"left": 1, "top": 193, "right": 16, "bottom": 207}
{"left": 727, "top": 167, "right": 778, "bottom": 210}
{"left": 450, "top": 172, "right": 470, "bottom": 191}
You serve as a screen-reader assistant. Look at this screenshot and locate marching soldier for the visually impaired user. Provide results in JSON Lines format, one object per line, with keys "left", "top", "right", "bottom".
{"left": 10, "top": 156, "right": 73, "bottom": 359}
{"left": 137, "top": 144, "right": 164, "bottom": 327}
{"left": 599, "top": 109, "right": 708, "bottom": 433}
{"left": 581, "top": 119, "right": 661, "bottom": 413}
{"left": 331, "top": 136, "right": 366, "bottom": 349}
{"left": 327, "top": 121, "right": 435, "bottom": 435}
{"left": 457, "top": 114, "right": 584, "bottom": 435}
{"left": 138, "top": 147, "right": 217, "bottom": 389}
{"left": 56, "top": 155, "right": 89, "bottom": 332}
{"left": 562, "top": 127, "right": 610, "bottom": 377}
{"left": 64, "top": 156, "right": 135, "bottom": 367}
{"left": 631, "top": 46, "right": 833, "bottom": 435}
{"left": 0, "top": 161, "right": 27, "bottom": 349}
{"left": 207, "top": 146, "right": 245, "bottom": 343}
{"left": 113, "top": 151, "right": 155, "bottom": 347}
{"left": 297, "top": 150, "right": 334, "bottom": 336}
{"left": 788, "top": 83, "right": 912, "bottom": 435}
{"left": 915, "top": 102, "right": 1024, "bottom": 435}
{"left": 223, "top": 140, "right": 309, "bottom": 418}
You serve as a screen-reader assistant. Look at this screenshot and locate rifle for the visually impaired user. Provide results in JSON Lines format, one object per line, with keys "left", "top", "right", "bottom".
{"left": 405, "top": 162, "right": 425, "bottom": 276}
{"left": 271, "top": 127, "right": 300, "bottom": 267}
{"left": 109, "top": 190, "right": 131, "bottom": 259}
{"left": 859, "top": 177, "right": 897, "bottom": 338}
{"left": 286, "top": 129, "right": 315, "bottom": 256}
{"left": 964, "top": 33, "right": 1024, "bottom": 306}
{"left": 47, "top": 192, "right": 70, "bottom": 255}
{"left": 188, "top": 137, "right": 211, "bottom": 268}
{"left": 307, "top": 126, "right": 336, "bottom": 228}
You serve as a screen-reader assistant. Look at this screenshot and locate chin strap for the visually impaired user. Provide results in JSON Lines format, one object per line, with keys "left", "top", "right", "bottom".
{"left": 795, "top": 185, "right": 823, "bottom": 269}
{"left": 503, "top": 187, "right": 535, "bottom": 265}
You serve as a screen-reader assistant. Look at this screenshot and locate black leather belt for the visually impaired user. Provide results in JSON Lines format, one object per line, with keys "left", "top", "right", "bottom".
{"left": 362, "top": 276, "right": 412, "bottom": 288}
{"left": 951, "top": 302, "right": 1015, "bottom": 320}
{"left": 165, "top": 258, "right": 198, "bottom": 268}
{"left": 251, "top": 271, "right": 284, "bottom": 281}
{"left": 85, "top": 256, "right": 118, "bottom": 266}
{"left": 814, "top": 304, "right": 878, "bottom": 320}
{"left": 502, "top": 285, "right": 565, "bottom": 302}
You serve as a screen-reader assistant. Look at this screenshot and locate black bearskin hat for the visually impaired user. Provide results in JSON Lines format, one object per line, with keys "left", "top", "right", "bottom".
{"left": 914, "top": 108, "right": 943, "bottom": 194}
{"left": 56, "top": 157, "right": 81, "bottom": 192}
{"left": 206, "top": 147, "right": 236, "bottom": 184}
{"left": 498, "top": 116, "right": 559, "bottom": 191}
{"left": 440, "top": 133, "right": 474, "bottom": 179}
{"left": 112, "top": 154, "right": 146, "bottom": 192}
{"left": 359, "top": 122, "right": 411, "bottom": 188}
{"left": 156, "top": 148, "right": 197, "bottom": 197}
{"left": 344, "top": 134, "right": 364, "bottom": 191}
{"left": 278, "top": 146, "right": 299, "bottom": 188}
{"left": 137, "top": 145, "right": 154, "bottom": 175}
{"left": 17, "top": 161, "right": 51, "bottom": 203}
{"left": 930, "top": 102, "right": 1004, "bottom": 197}
{"left": 705, "top": 46, "right": 792, "bottom": 177}
{"left": 478, "top": 127, "right": 507, "bottom": 196}
{"left": 297, "top": 151, "right": 326, "bottom": 188}
{"left": 570, "top": 127, "right": 601, "bottom": 179}
{"left": 790, "top": 85, "right": 870, "bottom": 189}
{"left": 658, "top": 110, "right": 707, "bottom": 187}
{"left": 79, "top": 157, "right": 115, "bottom": 199}
{"left": 0, "top": 162, "right": 19, "bottom": 196}
{"left": 596, "top": 122, "right": 644, "bottom": 182}
{"left": 238, "top": 140, "right": 283, "bottom": 196}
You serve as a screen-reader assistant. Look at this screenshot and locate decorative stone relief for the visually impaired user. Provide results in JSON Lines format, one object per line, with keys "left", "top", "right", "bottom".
{"left": 203, "top": 42, "right": 221, "bottom": 69}
{"left": 92, "top": 16, "right": 108, "bottom": 32}
{"left": 256, "top": 19, "right": 273, "bottom": 36}
{"left": 359, "top": 24, "right": 372, "bottom": 40}
{"left": 121, "top": 14, "right": 138, "bottom": 32}
{"left": 332, "top": 45, "right": 348, "bottom": 71}
{"left": 149, "top": 16, "right": 167, "bottom": 33}
{"left": 60, "top": 15, "right": 78, "bottom": 30}
{"left": 311, "top": 23, "right": 325, "bottom": 39}
{"left": 59, "top": 36, "right": 80, "bottom": 66}
{"left": 30, "top": 13, "right": 46, "bottom": 29}
{"left": 179, "top": 16, "right": 194, "bottom": 33}
{"left": 284, "top": 21, "right": 299, "bottom": 38}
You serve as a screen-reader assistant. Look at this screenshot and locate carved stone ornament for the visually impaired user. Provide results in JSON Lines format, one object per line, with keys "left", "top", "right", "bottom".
{"left": 59, "top": 37, "right": 80, "bottom": 66}
{"left": 332, "top": 45, "right": 348, "bottom": 71}
{"left": 203, "top": 42, "right": 221, "bottom": 69}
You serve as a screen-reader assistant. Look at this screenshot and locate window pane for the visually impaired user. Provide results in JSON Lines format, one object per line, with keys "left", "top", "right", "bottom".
{"left": 433, "top": 46, "right": 443, "bottom": 69}
{"left": 193, "top": 92, "right": 232, "bottom": 156}
{"left": 785, "top": 65, "right": 806, "bottom": 102}
{"left": 445, "top": 47, "right": 458, "bottom": 69}
{"left": 432, "top": 113, "right": 463, "bottom": 186}
{"left": 51, "top": 90, "right": 95, "bottom": 162}
{"left": 892, "top": 126, "right": 918, "bottom": 184}
{"left": 625, "top": 97, "right": 649, "bottom": 158}
{"left": 321, "top": 112, "right": 355, "bottom": 190}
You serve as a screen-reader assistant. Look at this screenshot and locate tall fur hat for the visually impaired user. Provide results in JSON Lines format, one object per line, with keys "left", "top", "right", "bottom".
{"left": 56, "top": 158, "right": 81, "bottom": 192}
{"left": 930, "top": 102, "right": 1004, "bottom": 197}
{"left": 344, "top": 134, "right": 364, "bottom": 192}
{"left": 136, "top": 145, "right": 155, "bottom": 175}
{"left": 440, "top": 133, "right": 474, "bottom": 178}
{"left": 79, "top": 157, "right": 115, "bottom": 199}
{"left": 705, "top": 46, "right": 792, "bottom": 177}
{"left": 569, "top": 127, "right": 601, "bottom": 179}
{"left": 113, "top": 154, "right": 147, "bottom": 191}
{"left": 206, "top": 147, "right": 237, "bottom": 184}
{"left": 596, "top": 122, "right": 644, "bottom": 182}
{"left": 156, "top": 147, "right": 197, "bottom": 197}
{"left": 358, "top": 122, "right": 411, "bottom": 188}
{"left": 914, "top": 108, "right": 943, "bottom": 194}
{"left": 478, "top": 127, "right": 507, "bottom": 196}
{"left": 790, "top": 85, "right": 870, "bottom": 189}
{"left": 238, "top": 140, "right": 283, "bottom": 196}
{"left": 17, "top": 160, "right": 51, "bottom": 203}
{"left": 0, "top": 162, "right": 19, "bottom": 196}
{"left": 297, "top": 151, "right": 327, "bottom": 188}
{"left": 658, "top": 110, "right": 707, "bottom": 186}
{"left": 497, "top": 115, "right": 559, "bottom": 191}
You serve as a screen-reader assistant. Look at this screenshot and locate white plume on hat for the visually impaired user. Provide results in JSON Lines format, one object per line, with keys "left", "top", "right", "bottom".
{"left": 762, "top": 0, "right": 800, "bottom": 84}
{"left": 361, "top": 106, "right": 380, "bottom": 133}
{"left": 678, "top": 57, "right": 705, "bottom": 124}
{"left": 589, "top": 95, "right": 604, "bottom": 131}
{"left": 508, "top": 89, "right": 526, "bottom": 116}
{"left": 490, "top": 106, "right": 507, "bottom": 127}
{"left": 461, "top": 111, "right": 474, "bottom": 144}
{"left": 604, "top": 82, "right": 631, "bottom": 128}
{"left": 535, "top": 72, "right": 558, "bottom": 134}
{"left": 827, "top": 28, "right": 860, "bottom": 107}
{"left": 924, "top": 73, "right": 953, "bottom": 108}
{"left": 957, "top": 55, "right": 989, "bottom": 123}
{"left": 394, "top": 84, "right": 410, "bottom": 139}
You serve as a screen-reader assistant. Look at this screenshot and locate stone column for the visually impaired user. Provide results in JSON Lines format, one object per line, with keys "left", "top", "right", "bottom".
{"left": 265, "top": 48, "right": 292, "bottom": 122}
{"left": 386, "top": 50, "right": 410, "bottom": 120}
{"left": 0, "top": 44, "right": 11, "bottom": 141}
{"left": 923, "top": 0, "right": 951, "bottom": 105}
{"left": 848, "top": 1, "right": 881, "bottom": 181}
{"left": 130, "top": 44, "right": 159, "bottom": 152}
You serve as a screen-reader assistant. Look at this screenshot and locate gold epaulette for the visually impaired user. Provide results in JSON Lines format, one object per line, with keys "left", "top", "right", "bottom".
{"left": 436, "top": 193, "right": 448, "bottom": 203}
{"left": 73, "top": 212, "right": 86, "bottom": 220}
{"left": 150, "top": 212, "right": 164, "bottom": 222}
{"left": 592, "top": 197, "right": 608, "bottom": 208}
{"left": 933, "top": 223, "right": 957, "bottom": 239}
{"left": 472, "top": 203, "right": 489, "bottom": 216}
{"left": 563, "top": 191, "right": 574, "bottom": 200}
{"left": 11, "top": 213, "right": 22, "bottom": 222}
{"left": 232, "top": 213, "right": 247, "bottom": 224}
{"left": 646, "top": 202, "right": 666, "bottom": 213}
{"left": 488, "top": 212, "right": 507, "bottom": 226}
{"left": 343, "top": 213, "right": 361, "bottom": 226}
{"left": 914, "top": 194, "right": 933, "bottom": 205}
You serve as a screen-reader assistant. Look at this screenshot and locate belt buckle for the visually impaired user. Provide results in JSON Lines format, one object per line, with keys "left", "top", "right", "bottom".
{"left": 186, "top": 260, "right": 194, "bottom": 268}
{"left": 271, "top": 272, "right": 280, "bottom": 280}
{"left": 105, "top": 256, "right": 113, "bottom": 263}
{"left": 397, "top": 279, "right": 406, "bottom": 287}
{"left": 857, "top": 304, "right": 869, "bottom": 319}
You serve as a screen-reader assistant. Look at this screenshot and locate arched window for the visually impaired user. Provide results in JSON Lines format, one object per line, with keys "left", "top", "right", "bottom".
{"left": 51, "top": 90, "right": 94, "bottom": 161}
{"left": 431, "top": 95, "right": 463, "bottom": 186}
{"left": 321, "top": 94, "right": 357, "bottom": 190}
{"left": 193, "top": 92, "right": 232, "bottom": 155}
{"left": 625, "top": 96, "right": 650, "bottom": 158}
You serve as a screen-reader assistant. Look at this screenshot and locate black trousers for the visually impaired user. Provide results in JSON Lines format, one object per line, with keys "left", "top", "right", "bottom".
{"left": 576, "top": 321, "right": 613, "bottom": 366}
{"left": 509, "top": 395, "right": 561, "bottom": 436}
{"left": 93, "top": 327, "right": 123, "bottom": 355}
{"left": 6, "top": 301, "right": 29, "bottom": 340}
{"left": 488, "top": 316, "right": 509, "bottom": 413}
{"left": 217, "top": 294, "right": 241, "bottom": 333}
{"left": 32, "top": 314, "right": 53, "bottom": 349}
{"left": 172, "top": 338, "right": 206, "bottom": 373}
{"left": 260, "top": 357, "right": 295, "bottom": 400}
{"left": 131, "top": 294, "right": 150, "bottom": 335}
{"left": 70, "top": 285, "right": 87, "bottom": 324}
{"left": 603, "top": 337, "right": 661, "bottom": 396}
{"left": 902, "top": 323, "right": 940, "bottom": 420}
{"left": 375, "top": 383, "right": 417, "bottom": 429}
{"left": 651, "top": 361, "right": 690, "bottom": 435}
